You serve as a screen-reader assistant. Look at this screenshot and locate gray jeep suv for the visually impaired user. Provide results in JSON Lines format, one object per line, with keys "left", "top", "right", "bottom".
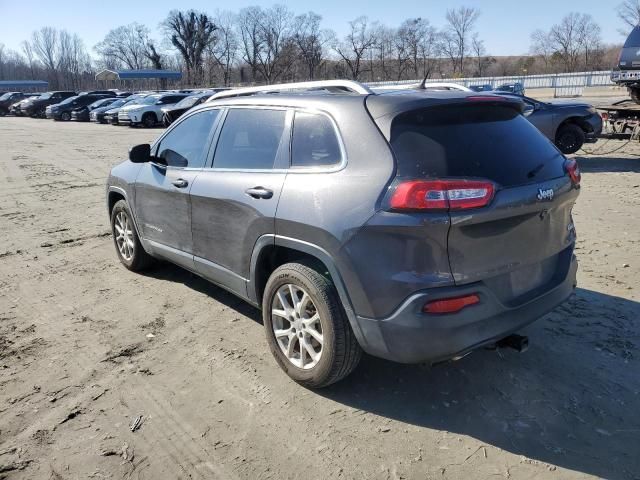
{"left": 106, "top": 80, "right": 580, "bottom": 387}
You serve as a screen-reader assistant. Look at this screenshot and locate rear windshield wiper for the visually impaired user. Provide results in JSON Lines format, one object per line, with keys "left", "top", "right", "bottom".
{"left": 527, "top": 163, "right": 545, "bottom": 179}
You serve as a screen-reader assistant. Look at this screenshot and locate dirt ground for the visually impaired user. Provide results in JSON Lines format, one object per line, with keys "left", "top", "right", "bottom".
{"left": 0, "top": 115, "right": 638, "bottom": 480}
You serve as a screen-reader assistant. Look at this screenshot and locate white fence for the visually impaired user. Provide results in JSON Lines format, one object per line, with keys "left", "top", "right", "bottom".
{"left": 367, "top": 71, "right": 616, "bottom": 97}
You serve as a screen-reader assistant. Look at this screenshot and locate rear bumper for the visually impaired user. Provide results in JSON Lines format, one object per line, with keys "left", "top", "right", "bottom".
{"left": 584, "top": 113, "right": 603, "bottom": 142}
{"left": 354, "top": 254, "right": 577, "bottom": 364}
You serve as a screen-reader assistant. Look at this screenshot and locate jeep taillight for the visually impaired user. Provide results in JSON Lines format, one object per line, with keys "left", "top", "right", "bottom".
{"left": 564, "top": 159, "right": 581, "bottom": 186}
{"left": 389, "top": 180, "right": 495, "bottom": 211}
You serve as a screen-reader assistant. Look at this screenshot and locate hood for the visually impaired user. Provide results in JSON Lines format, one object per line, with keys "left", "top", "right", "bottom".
{"left": 120, "top": 104, "right": 145, "bottom": 112}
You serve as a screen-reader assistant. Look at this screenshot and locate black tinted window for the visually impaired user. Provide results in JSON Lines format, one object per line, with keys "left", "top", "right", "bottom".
{"left": 158, "top": 109, "right": 219, "bottom": 168}
{"left": 213, "top": 109, "right": 286, "bottom": 169}
{"left": 291, "top": 112, "right": 341, "bottom": 167}
{"left": 390, "top": 105, "right": 565, "bottom": 187}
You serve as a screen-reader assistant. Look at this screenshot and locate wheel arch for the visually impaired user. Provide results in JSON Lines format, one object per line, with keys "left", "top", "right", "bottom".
{"left": 556, "top": 115, "right": 593, "bottom": 136}
{"left": 248, "top": 235, "right": 367, "bottom": 348}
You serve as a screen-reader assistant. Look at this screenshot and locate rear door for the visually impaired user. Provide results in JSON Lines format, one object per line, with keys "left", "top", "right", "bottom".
{"left": 390, "top": 103, "right": 578, "bottom": 303}
{"left": 189, "top": 107, "right": 290, "bottom": 295}
{"left": 134, "top": 108, "right": 221, "bottom": 269}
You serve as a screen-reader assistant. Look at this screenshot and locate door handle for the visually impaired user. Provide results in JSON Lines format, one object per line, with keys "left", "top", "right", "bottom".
{"left": 172, "top": 178, "right": 189, "bottom": 188}
{"left": 245, "top": 187, "right": 273, "bottom": 199}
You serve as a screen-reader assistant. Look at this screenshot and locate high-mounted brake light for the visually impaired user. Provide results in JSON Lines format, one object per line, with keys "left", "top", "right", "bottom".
{"left": 390, "top": 180, "right": 495, "bottom": 211}
{"left": 466, "top": 96, "right": 507, "bottom": 102}
{"left": 423, "top": 294, "right": 480, "bottom": 314}
{"left": 564, "top": 159, "right": 581, "bottom": 186}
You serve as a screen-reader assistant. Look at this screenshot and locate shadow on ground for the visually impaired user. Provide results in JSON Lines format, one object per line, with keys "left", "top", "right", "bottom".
{"left": 576, "top": 154, "right": 640, "bottom": 173}
{"left": 141, "top": 262, "right": 640, "bottom": 479}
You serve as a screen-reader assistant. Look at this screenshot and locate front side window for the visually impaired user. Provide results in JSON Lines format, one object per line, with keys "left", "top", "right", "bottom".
{"left": 157, "top": 109, "right": 219, "bottom": 168}
{"left": 291, "top": 112, "right": 342, "bottom": 168}
{"left": 213, "top": 109, "right": 286, "bottom": 169}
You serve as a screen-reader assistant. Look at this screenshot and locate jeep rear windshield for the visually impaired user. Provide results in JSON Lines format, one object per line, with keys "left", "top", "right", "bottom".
{"left": 390, "top": 104, "right": 566, "bottom": 187}
{"left": 624, "top": 26, "right": 640, "bottom": 47}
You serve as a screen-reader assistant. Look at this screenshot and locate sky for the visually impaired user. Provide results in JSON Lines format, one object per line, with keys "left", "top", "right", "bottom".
{"left": 0, "top": 0, "right": 626, "bottom": 57}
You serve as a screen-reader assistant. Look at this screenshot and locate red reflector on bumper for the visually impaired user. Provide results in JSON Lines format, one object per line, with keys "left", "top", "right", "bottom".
{"left": 423, "top": 294, "right": 480, "bottom": 314}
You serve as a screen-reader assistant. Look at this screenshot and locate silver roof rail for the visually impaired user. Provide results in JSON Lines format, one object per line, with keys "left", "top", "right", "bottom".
{"left": 206, "top": 80, "right": 374, "bottom": 102}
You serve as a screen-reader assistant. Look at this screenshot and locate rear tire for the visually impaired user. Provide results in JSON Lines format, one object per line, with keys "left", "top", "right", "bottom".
{"left": 555, "top": 123, "right": 585, "bottom": 155}
{"left": 110, "top": 200, "right": 154, "bottom": 272}
{"left": 60, "top": 112, "right": 71, "bottom": 121}
{"left": 262, "top": 262, "right": 362, "bottom": 388}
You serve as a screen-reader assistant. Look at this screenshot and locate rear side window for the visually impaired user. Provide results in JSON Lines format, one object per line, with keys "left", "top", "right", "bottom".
{"left": 390, "top": 105, "right": 565, "bottom": 187}
{"left": 157, "top": 109, "right": 219, "bottom": 168}
{"left": 291, "top": 112, "right": 342, "bottom": 168}
{"left": 213, "top": 109, "right": 286, "bottom": 169}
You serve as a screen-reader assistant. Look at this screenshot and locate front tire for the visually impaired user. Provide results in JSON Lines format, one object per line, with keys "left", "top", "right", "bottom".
{"left": 60, "top": 112, "right": 71, "bottom": 121}
{"left": 555, "top": 123, "right": 585, "bottom": 155}
{"left": 142, "top": 113, "right": 156, "bottom": 128}
{"left": 262, "top": 263, "right": 362, "bottom": 388}
{"left": 110, "top": 200, "right": 154, "bottom": 271}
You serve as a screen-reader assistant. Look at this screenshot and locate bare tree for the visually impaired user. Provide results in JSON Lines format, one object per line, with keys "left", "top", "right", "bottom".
{"left": 548, "top": 12, "right": 602, "bottom": 72}
{"left": 209, "top": 12, "right": 238, "bottom": 86}
{"left": 255, "top": 5, "right": 296, "bottom": 84}
{"left": 530, "top": 29, "right": 555, "bottom": 72}
{"left": 333, "top": 16, "right": 376, "bottom": 80}
{"left": 444, "top": 6, "right": 480, "bottom": 75}
{"left": 397, "top": 18, "right": 435, "bottom": 79}
{"left": 31, "top": 27, "right": 59, "bottom": 87}
{"left": 293, "top": 12, "right": 330, "bottom": 80}
{"left": 471, "top": 34, "right": 489, "bottom": 76}
{"left": 617, "top": 0, "right": 640, "bottom": 33}
{"left": 95, "top": 24, "right": 149, "bottom": 70}
{"left": 163, "top": 10, "right": 217, "bottom": 85}
{"left": 237, "top": 6, "right": 264, "bottom": 82}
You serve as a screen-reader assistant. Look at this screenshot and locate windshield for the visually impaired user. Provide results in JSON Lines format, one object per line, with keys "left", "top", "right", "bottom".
{"left": 59, "top": 96, "right": 79, "bottom": 105}
{"left": 624, "top": 26, "right": 640, "bottom": 47}
{"left": 108, "top": 99, "right": 127, "bottom": 108}
{"left": 138, "top": 95, "right": 161, "bottom": 105}
{"left": 39, "top": 93, "right": 53, "bottom": 100}
{"left": 0, "top": 93, "right": 12, "bottom": 101}
{"left": 174, "top": 96, "right": 200, "bottom": 108}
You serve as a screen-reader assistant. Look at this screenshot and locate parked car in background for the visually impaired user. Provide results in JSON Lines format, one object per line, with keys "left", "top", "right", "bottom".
{"left": 78, "top": 90, "right": 117, "bottom": 97}
{"left": 118, "top": 92, "right": 189, "bottom": 127}
{"left": 495, "top": 82, "right": 525, "bottom": 96}
{"left": 71, "top": 97, "right": 118, "bottom": 121}
{"left": 90, "top": 97, "right": 131, "bottom": 123}
{"left": 496, "top": 92, "right": 602, "bottom": 154}
{"left": 103, "top": 95, "right": 149, "bottom": 125}
{"left": 0, "top": 92, "right": 30, "bottom": 116}
{"left": 161, "top": 91, "right": 216, "bottom": 126}
{"left": 20, "top": 91, "right": 76, "bottom": 117}
{"left": 469, "top": 84, "right": 493, "bottom": 92}
{"left": 9, "top": 95, "right": 40, "bottom": 116}
{"left": 46, "top": 94, "right": 112, "bottom": 121}
{"left": 107, "top": 80, "right": 580, "bottom": 387}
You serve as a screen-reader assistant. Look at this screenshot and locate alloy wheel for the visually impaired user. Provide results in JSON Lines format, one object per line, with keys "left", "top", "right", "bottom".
{"left": 271, "top": 284, "right": 324, "bottom": 369}
{"left": 114, "top": 211, "right": 135, "bottom": 261}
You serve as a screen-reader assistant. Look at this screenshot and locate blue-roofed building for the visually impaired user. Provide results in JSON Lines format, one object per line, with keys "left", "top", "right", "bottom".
{"left": 0, "top": 80, "right": 49, "bottom": 92}
{"left": 95, "top": 69, "right": 182, "bottom": 90}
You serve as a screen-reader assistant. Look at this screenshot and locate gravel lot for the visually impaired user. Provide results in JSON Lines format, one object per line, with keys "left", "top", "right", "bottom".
{"left": 0, "top": 116, "right": 639, "bottom": 480}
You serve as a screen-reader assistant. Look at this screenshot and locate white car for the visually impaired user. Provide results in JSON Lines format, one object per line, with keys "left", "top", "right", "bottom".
{"left": 118, "top": 93, "right": 189, "bottom": 127}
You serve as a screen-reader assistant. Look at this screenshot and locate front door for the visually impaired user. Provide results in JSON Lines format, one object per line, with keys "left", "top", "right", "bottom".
{"left": 189, "top": 107, "right": 291, "bottom": 296}
{"left": 134, "top": 108, "right": 221, "bottom": 268}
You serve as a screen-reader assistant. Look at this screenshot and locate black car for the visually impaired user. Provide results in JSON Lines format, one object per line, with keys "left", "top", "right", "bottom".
{"left": 71, "top": 98, "right": 118, "bottom": 122}
{"left": 9, "top": 95, "right": 41, "bottom": 115}
{"left": 0, "top": 92, "right": 30, "bottom": 116}
{"left": 46, "top": 94, "right": 112, "bottom": 121}
{"left": 89, "top": 97, "right": 131, "bottom": 123}
{"left": 469, "top": 84, "right": 493, "bottom": 92}
{"left": 20, "top": 91, "right": 76, "bottom": 117}
{"left": 161, "top": 91, "right": 215, "bottom": 126}
{"left": 495, "top": 82, "right": 525, "bottom": 96}
{"left": 496, "top": 92, "right": 602, "bottom": 154}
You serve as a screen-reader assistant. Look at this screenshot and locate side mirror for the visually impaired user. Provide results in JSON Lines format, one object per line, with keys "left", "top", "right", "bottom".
{"left": 129, "top": 143, "right": 151, "bottom": 163}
